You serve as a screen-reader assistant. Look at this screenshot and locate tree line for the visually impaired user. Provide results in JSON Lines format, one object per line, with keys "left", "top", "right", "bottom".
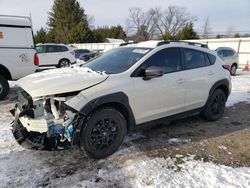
{"left": 34, "top": 0, "right": 245, "bottom": 44}
{"left": 34, "top": 0, "right": 126, "bottom": 44}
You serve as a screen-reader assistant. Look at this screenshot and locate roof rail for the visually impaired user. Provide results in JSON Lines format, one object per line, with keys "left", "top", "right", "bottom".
{"left": 157, "top": 40, "right": 208, "bottom": 48}
{"left": 119, "top": 42, "right": 138, "bottom": 46}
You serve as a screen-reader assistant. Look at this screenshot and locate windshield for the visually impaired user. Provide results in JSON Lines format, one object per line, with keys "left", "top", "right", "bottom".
{"left": 81, "top": 47, "right": 151, "bottom": 74}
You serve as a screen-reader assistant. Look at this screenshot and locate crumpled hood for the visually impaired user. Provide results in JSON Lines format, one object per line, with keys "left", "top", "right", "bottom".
{"left": 18, "top": 67, "right": 108, "bottom": 98}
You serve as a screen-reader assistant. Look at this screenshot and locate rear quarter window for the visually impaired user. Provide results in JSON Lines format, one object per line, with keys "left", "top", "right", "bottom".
{"left": 207, "top": 53, "right": 216, "bottom": 65}
{"left": 60, "top": 46, "right": 68, "bottom": 52}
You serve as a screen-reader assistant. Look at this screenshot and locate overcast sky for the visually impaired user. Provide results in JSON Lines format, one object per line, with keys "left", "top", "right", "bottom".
{"left": 1, "top": 0, "right": 249, "bottom": 35}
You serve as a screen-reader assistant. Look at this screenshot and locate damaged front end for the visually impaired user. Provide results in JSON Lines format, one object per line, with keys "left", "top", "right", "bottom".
{"left": 11, "top": 90, "right": 82, "bottom": 150}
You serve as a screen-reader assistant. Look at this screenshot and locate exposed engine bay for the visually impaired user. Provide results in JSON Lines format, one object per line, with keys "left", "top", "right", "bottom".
{"left": 11, "top": 89, "right": 80, "bottom": 150}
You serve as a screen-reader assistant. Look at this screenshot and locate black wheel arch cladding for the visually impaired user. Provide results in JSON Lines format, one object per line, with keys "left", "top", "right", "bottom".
{"left": 79, "top": 92, "right": 136, "bottom": 131}
{"left": 208, "top": 79, "right": 230, "bottom": 101}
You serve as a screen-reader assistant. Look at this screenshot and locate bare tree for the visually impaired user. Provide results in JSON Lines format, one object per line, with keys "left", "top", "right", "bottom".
{"left": 126, "top": 6, "right": 195, "bottom": 40}
{"left": 126, "top": 7, "right": 158, "bottom": 40}
{"left": 154, "top": 6, "right": 194, "bottom": 37}
{"left": 202, "top": 17, "right": 211, "bottom": 39}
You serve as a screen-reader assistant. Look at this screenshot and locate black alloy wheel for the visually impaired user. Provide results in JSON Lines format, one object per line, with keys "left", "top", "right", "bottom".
{"left": 202, "top": 89, "right": 227, "bottom": 121}
{"left": 80, "top": 108, "right": 126, "bottom": 159}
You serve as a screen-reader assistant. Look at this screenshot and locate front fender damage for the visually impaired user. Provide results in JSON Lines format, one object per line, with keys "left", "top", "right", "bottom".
{"left": 11, "top": 90, "right": 87, "bottom": 150}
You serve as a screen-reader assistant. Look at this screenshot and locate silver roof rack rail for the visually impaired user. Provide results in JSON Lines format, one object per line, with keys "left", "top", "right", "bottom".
{"left": 157, "top": 40, "right": 208, "bottom": 48}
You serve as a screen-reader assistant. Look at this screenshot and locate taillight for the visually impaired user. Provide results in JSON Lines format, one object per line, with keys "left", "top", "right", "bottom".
{"left": 222, "top": 65, "right": 230, "bottom": 71}
{"left": 34, "top": 53, "right": 39, "bottom": 66}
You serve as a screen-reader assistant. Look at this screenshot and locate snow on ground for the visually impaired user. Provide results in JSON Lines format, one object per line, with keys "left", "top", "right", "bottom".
{"left": 74, "top": 158, "right": 250, "bottom": 188}
{"left": 0, "top": 71, "right": 250, "bottom": 187}
{"left": 226, "top": 70, "right": 250, "bottom": 107}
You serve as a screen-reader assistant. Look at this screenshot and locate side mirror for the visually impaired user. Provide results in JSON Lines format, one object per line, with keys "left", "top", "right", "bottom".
{"left": 143, "top": 66, "right": 164, "bottom": 80}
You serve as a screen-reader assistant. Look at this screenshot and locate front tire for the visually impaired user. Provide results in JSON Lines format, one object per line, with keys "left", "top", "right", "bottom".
{"left": 0, "top": 75, "right": 9, "bottom": 100}
{"left": 80, "top": 108, "right": 126, "bottom": 159}
{"left": 202, "top": 89, "right": 226, "bottom": 121}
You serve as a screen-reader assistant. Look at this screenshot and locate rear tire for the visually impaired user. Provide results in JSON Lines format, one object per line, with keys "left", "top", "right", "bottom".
{"left": 230, "top": 64, "right": 237, "bottom": 76}
{"left": 202, "top": 89, "right": 226, "bottom": 121}
{"left": 0, "top": 75, "right": 9, "bottom": 100}
{"left": 80, "top": 108, "right": 126, "bottom": 159}
{"left": 58, "top": 59, "right": 70, "bottom": 68}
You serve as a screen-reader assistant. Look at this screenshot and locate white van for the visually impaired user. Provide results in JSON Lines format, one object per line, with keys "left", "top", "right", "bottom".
{"left": 0, "top": 15, "right": 38, "bottom": 99}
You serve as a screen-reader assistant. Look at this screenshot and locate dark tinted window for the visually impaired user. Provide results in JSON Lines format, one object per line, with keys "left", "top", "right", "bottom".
{"left": 207, "top": 53, "right": 216, "bottom": 65}
{"left": 59, "top": 46, "right": 68, "bottom": 52}
{"left": 45, "top": 45, "right": 68, "bottom": 53}
{"left": 222, "top": 50, "right": 234, "bottom": 57}
{"left": 217, "top": 50, "right": 223, "bottom": 57}
{"left": 46, "top": 45, "right": 57, "bottom": 53}
{"left": 183, "top": 48, "right": 206, "bottom": 69}
{"left": 36, "top": 46, "right": 46, "bottom": 53}
{"left": 75, "top": 49, "right": 90, "bottom": 58}
{"left": 80, "top": 49, "right": 90, "bottom": 53}
{"left": 138, "top": 48, "right": 181, "bottom": 74}
{"left": 225, "top": 50, "right": 234, "bottom": 57}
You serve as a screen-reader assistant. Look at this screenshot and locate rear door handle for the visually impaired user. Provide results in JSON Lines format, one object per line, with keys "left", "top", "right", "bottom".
{"left": 177, "top": 78, "right": 185, "bottom": 84}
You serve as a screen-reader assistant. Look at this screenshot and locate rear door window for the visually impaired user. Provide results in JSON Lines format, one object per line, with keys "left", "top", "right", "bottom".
{"left": 46, "top": 45, "right": 57, "bottom": 53}
{"left": 182, "top": 48, "right": 206, "bottom": 69}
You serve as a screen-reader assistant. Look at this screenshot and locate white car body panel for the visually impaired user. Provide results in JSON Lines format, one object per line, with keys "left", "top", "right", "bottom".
{"left": 0, "top": 16, "right": 37, "bottom": 80}
{"left": 130, "top": 72, "right": 186, "bottom": 124}
{"left": 18, "top": 67, "right": 108, "bottom": 98}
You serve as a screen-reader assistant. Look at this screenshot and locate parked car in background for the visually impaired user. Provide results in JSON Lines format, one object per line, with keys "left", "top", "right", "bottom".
{"left": 216, "top": 47, "right": 239, "bottom": 75}
{"left": 35, "top": 44, "right": 76, "bottom": 68}
{"left": 0, "top": 15, "right": 38, "bottom": 99}
{"left": 12, "top": 40, "right": 231, "bottom": 159}
{"left": 74, "top": 49, "right": 96, "bottom": 61}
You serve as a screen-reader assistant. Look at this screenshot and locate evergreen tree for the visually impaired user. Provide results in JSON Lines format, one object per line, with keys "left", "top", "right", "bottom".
{"left": 47, "top": 0, "right": 94, "bottom": 43}
{"left": 93, "top": 25, "right": 126, "bottom": 42}
{"left": 234, "top": 33, "right": 241, "bottom": 38}
{"left": 34, "top": 27, "right": 47, "bottom": 44}
{"left": 216, "top": 34, "right": 222, "bottom": 39}
{"left": 160, "top": 22, "right": 198, "bottom": 40}
{"left": 175, "top": 22, "right": 199, "bottom": 40}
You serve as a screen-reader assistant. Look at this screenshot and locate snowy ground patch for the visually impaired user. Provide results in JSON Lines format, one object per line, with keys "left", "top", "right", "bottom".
{"left": 226, "top": 70, "right": 250, "bottom": 107}
{"left": 65, "top": 157, "right": 250, "bottom": 188}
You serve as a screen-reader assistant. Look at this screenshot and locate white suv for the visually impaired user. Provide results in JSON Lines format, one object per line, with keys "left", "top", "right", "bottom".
{"left": 35, "top": 44, "right": 76, "bottom": 68}
{"left": 12, "top": 41, "right": 231, "bottom": 159}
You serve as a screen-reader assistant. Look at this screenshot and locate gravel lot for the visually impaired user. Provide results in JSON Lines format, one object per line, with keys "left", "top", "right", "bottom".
{"left": 0, "top": 71, "right": 249, "bottom": 188}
